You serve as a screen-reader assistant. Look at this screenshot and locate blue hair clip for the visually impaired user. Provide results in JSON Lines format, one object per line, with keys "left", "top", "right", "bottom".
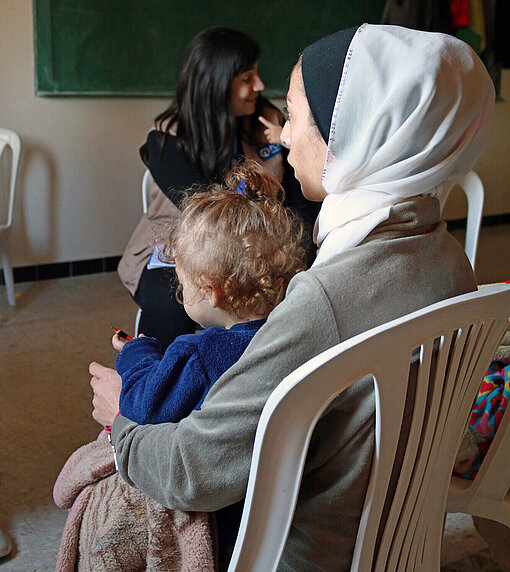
{"left": 236, "top": 180, "right": 247, "bottom": 195}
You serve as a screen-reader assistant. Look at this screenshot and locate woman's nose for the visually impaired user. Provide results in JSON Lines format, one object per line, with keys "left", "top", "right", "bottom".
{"left": 253, "top": 75, "right": 264, "bottom": 92}
{"left": 281, "top": 121, "right": 290, "bottom": 146}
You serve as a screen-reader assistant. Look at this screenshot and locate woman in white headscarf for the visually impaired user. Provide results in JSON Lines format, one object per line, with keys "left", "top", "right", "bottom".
{"left": 297, "top": 24, "right": 493, "bottom": 268}
{"left": 91, "top": 24, "right": 495, "bottom": 571}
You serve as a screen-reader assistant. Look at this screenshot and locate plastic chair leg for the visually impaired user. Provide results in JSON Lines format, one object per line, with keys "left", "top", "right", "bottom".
{"left": 1, "top": 244, "right": 16, "bottom": 306}
{"left": 134, "top": 308, "right": 142, "bottom": 336}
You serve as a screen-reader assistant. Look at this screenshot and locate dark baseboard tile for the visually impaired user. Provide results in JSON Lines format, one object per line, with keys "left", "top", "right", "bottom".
{"left": 0, "top": 256, "right": 121, "bottom": 286}
{"left": 446, "top": 212, "right": 510, "bottom": 231}
{"left": 71, "top": 258, "right": 104, "bottom": 277}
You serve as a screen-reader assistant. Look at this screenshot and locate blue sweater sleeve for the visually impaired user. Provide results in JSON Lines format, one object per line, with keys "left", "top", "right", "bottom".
{"left": 116, "top": 336, "right": 212, "bottom": 425}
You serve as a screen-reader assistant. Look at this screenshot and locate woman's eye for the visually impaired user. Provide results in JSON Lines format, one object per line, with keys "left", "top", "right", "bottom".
{"left": 242, "top": 76, "right": 251, "bottom": 83}
{"left": 283, "top": 107, "right": 290, "bottom": 121}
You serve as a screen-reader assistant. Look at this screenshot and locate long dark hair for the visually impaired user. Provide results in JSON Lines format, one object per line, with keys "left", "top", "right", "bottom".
{"left": 155, "top": 27, "right": 261, "bottom": 180}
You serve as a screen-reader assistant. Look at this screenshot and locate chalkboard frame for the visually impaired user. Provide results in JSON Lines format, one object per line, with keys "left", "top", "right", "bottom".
{"left": 33, "top": 0, "right": 386, "bottom": 98}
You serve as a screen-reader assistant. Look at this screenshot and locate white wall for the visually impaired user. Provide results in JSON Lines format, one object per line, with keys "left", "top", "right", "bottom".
{"left": 1, "top": 1, "right": 509, "bottom": 268}
{"left": 2, "top": 1, "right": 166, "bottom": 267}
{"left": 442, "top": 63, "right": 510, "bottom": 221}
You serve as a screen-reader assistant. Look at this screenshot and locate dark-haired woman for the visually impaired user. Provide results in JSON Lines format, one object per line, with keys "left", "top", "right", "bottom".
{"left": 118, "top": 26, "right": 318, "bottom": 351}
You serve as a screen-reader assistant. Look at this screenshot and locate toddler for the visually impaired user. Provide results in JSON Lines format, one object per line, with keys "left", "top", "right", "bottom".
{"left": 113, "top": 161, "right": 306, "bottom": 424}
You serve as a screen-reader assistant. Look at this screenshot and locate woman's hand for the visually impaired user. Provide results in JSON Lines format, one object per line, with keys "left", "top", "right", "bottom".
{"left": 258, "top": 116, "right": 283, "bottom": 144}
{"left": 89, "top": 361, "right": 122, "bottom": 426}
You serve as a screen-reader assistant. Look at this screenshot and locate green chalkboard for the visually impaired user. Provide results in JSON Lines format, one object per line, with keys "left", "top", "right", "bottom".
{"left": 33, "top": 0, "right": 386, "bottom": 97}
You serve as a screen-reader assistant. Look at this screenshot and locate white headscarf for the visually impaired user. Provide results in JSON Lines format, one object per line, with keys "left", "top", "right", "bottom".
{"left": 313, "top": 24, "right": 495, "bottom": 266}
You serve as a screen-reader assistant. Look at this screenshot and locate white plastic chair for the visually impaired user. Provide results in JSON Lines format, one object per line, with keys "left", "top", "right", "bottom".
{"left": 441, "top": 170, "right": 484, "bottom": 271}
{"left": 228, "top": 284, "right": 510, "bottom": 572}
{"left": 141, "top": 169, "right": 153, "bottom": 215}
{"left": 446, "top": 374, "right": 510, "bottom": 526}
{"left": 0, "top": 128, "right": 21, "bottom": 306}
{"left": 134, "top": 170, "right": 154, "bottom": 335}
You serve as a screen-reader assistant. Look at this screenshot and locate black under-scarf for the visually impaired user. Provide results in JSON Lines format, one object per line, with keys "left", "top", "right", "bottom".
{"left": 301, "top": 27, "right": 359, "bottom": 143}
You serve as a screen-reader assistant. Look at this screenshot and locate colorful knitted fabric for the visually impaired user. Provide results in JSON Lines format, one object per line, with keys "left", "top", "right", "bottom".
{"left": 470, "top": 362, "right": 510, "bottom": 436}
{"left": 458, "top": 362, "right": 510, "bottom": 480}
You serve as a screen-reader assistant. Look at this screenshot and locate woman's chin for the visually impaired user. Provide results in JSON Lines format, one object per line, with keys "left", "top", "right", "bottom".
{"left": 300, "top": 183, "right": 327, "bottom": 202}
{"left": 234, "top": 103, "right": 256, "bottom": 117}
{"left": 244, "top": 101, "right": 257, "bottom": 115}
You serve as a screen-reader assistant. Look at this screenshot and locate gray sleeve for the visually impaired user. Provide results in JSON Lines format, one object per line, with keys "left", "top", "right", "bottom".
{"left": 111, "top": 271, "right": 340, "bottom": 511}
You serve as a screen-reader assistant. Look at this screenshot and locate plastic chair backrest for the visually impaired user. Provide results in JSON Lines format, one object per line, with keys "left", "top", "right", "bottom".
{"left": 228, "top": 284, "right": 510, "bottom": 572}
{"left": 441, "top": 170, "right": 484, "bottom": 270}
{"left": 142, "top": 169, "right": 153, "bottom": 214}
{"left": 0, "top": 128, "right": 21, "bottom": 230}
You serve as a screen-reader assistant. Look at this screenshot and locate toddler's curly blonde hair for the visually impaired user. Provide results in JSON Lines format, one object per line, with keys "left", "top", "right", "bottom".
{"left": 162, "top": 161, "right": 307, "bottom": 320}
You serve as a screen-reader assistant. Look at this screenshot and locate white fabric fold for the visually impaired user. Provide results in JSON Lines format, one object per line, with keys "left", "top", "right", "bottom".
{"left": 313, "top": 24, "right": 495, "bottom": 266}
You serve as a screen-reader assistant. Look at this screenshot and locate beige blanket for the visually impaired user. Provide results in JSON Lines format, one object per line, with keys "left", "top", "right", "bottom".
{"left": 54, "top": 433, "right": 215, "bottom": 571}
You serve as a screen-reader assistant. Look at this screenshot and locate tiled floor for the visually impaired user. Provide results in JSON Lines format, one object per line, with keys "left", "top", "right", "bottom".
{"left": 0, "top": 273, "right": 138, "bottom": 570}
{"left": 0, "top": 223, "right": 508, "bottom": 571}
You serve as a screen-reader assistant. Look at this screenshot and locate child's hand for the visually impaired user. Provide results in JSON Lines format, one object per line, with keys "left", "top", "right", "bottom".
{"left": 112, "top": 332, "right": 145, "bottom": 352}
{"left": 112, "top": 334, "right": 126, "bottom": 352}
{"left": 258, "top": 116, "right": 283, "bottom": 145}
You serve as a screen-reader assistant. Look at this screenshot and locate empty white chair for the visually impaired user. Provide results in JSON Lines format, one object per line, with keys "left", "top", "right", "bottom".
{"left": 0, "top": 128, "right": 21, "bottom": 306}
{"left": 441, "top": 170, "right": 484, "bottom": 271}
{"left": 228, "top": 284, "right": 510, "bottom": 571}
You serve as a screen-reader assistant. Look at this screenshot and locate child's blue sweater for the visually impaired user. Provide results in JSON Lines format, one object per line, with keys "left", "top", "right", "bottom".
{"left": 116, "top": 319, "right": 265, "bottom": 424}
